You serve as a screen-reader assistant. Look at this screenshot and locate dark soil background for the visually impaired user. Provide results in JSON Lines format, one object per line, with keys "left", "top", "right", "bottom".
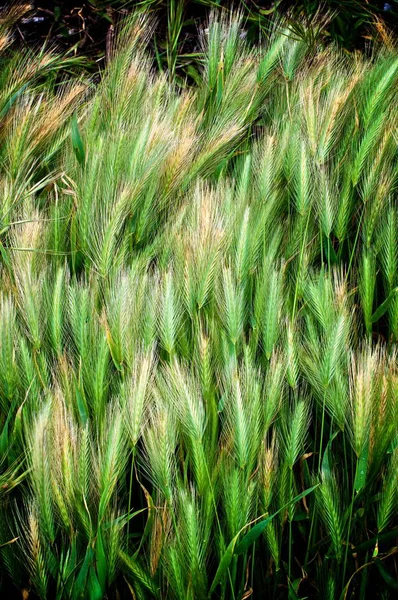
{"left": 4, "top": 1, "right": 398, "bottom": 71}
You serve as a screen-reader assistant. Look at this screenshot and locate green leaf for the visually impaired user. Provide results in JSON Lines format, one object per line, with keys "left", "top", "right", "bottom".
{"left": 184, "top": 64, "right": 201, "bottom": 85}
{"left": 12, "top": 402, "right": 24, "bottom": 442}
{"left": 371, "top": 287, "right": 398, "bottom": 323}
{"left": 321, "top": 430, "right": 340, "bottom": 480}
{"left": 289, "top": 578, "right": 306, "bottom": 600}
{"left": 354, "top": 529, "right": 398, "bottom": 553}
{"left": 71, "top": 114, "right": 85, "bottom": 166}
{"left": 75, "top": 385, "right": 88, "bottom": 427}
{"left": 0, "top": 83, "right": 29, "bottom": 120}
{"left": 354, "top": 441, "right": 369, "bottom": 493}
{"left": 259, "top": 1, "right": 283, "bottom": 15}
{"left": 208, "top": 532, "right": 240, "bottom": 595}
{"left": 325, "top": 237, "right": 338, "bottom": 265}
{"left": 73, "top": 547, "right": 93, "bottom": 599}
{"left": 0, "top": 240, "right": 12, "bottom": 271}
{"left": 0, "top": 419, "right": 9, "bottom": 458}
{"left": 235, "top": 485, "right": 319, "bottom": 555}
{"left": 387, "top": 434, "right": 398, "bottom": 454}
{"left": 88, "top": 566, "right": 103, "bottom": 600}
{"left": 104, "top": 508, "right": 147, "bottom": 531}
{"left": 95, "top": 531, "right": 107, "bottom": 592}
{"left": 375, "top": 558, "right": 398, "bottom": 590}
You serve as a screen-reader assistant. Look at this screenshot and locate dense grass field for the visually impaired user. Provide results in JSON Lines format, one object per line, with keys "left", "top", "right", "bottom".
{"left": 0, "top": 9, "right": 397, "bottom": 599}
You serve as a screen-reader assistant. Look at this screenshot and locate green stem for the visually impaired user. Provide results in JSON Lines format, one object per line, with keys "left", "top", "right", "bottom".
{"left": 342, "top": 479, "right": 356, "bottom": 591}
{"left": 318, "top": 388, "right": 328, "bottom": 472}
{"left": 288, "top": 466, "right": 293, "bottom": 583}
{"left": 126, "top": 447, "right": 136, "bottom": 547}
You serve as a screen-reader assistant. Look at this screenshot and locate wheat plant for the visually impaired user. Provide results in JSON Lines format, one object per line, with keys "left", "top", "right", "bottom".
{"left": 0, "top": 8, "right": 397, "bottom": 600}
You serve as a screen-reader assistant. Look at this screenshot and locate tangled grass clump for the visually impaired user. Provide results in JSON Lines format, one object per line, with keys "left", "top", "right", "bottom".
{"left": 0, "top": 11, "right": 397, "bottom": 600}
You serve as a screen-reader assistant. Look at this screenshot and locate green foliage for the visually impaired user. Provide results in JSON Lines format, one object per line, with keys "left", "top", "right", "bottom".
{"left": 0, "top": 8, "right": 397, "bottom": 600}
